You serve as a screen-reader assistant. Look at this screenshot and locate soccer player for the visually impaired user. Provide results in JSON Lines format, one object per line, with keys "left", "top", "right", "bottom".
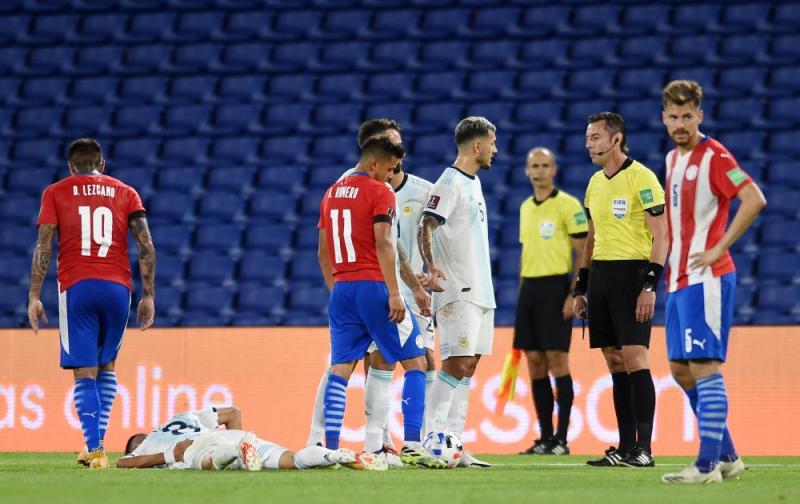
{"left": 419, "top": 117, "right": 497, "bottom": 468}
{"left": 659, "top": 81, "right": 765, "bottom": 484}
{"left": 515, "top": 148, "right": 587, "bottom": 456}
{"left": 27, "top": 138, "right": 156, "bottom": 470}
{"left": 317, "top": 137, "right": 445, "bottom": 469}
{"left": 118, "top": 406, "right": 384, "bottom": 471}
{"left": 573, "top": 113, "right": 668, "bottom": 468}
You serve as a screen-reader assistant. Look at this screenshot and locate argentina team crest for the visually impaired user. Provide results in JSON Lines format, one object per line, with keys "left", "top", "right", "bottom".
{"left": 612, "top": 198, "right": 628, "bottom": 219}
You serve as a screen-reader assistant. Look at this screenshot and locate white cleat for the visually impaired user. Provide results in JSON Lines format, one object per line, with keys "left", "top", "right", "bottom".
{"left": 350, "top": 451, "right": 389, "bottom": 471}
{"left": 719, "top": 457, "right": 746, "bottom": 479}
{"left": 238, "top": 433, "right": 262, "bottom": 472}
{"left": 325, "top": 448, "right": 358, "bottom": 466}
{"left": 457, "top": 451, "right": 491, "bottom": 468}
{"left": 661, "top": 464, "right": 723, "bottom": 484}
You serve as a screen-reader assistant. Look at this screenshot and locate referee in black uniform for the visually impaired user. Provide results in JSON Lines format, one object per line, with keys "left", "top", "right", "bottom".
{"left": 514, "top": 147, "right": 587, "bottom": 456}
{"left": 573, "top": 113, "right": 668, "bottom": 467}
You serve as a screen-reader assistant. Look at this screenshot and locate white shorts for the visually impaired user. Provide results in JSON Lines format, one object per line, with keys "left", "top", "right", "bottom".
{"left": 182, "top": 431, "right": 287, "bottom": 470}
{"left": 367, "top": 311, "right": 435, "bottom": 353}
{"left": 436, "top": 301, "right": 494, "bottom": 359}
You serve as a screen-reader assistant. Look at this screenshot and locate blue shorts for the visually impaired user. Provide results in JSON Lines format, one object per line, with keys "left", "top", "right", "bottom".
{"left": 58, "top": 279, "right": 131, "bottom": 369}
{"left": 328, "top": 281, "right": 425, "bottom": 366}
{"left": 665, "top": 273, "right": 736, "bottom": 362}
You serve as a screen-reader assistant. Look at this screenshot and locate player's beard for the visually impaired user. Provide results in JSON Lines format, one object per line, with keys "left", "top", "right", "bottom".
{"left": 670, "top": 129, "right": 692, "bottom": 147}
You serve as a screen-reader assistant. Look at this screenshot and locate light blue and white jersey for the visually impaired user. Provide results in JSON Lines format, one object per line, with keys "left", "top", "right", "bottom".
{"left": 129, "top": 408, "right": 220, "bottom": 460}
{"left": 424, "top": 166, "right": 495, "bottom": 312}
{"left": 395, "top": 173, "right": 433, "bottom": 312}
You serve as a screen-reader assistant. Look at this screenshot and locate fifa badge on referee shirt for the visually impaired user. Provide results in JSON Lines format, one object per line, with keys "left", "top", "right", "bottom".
{"left": 612, "top": 199, "right": 628, "bottom": 219}
{"left": 539, "top": 221, "right": 554, "bottom": 240}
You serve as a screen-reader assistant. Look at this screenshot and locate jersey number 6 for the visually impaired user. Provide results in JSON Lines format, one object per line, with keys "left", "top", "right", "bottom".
{"left": 78, "top": 206, "right": 113, "bottom": 257}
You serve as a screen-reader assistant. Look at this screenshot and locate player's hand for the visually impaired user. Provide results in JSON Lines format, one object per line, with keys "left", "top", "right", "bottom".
{"left": 573, "top": 295, "right": 588, "bottom": 320}
{"left": 426, "top": 266, "right": 447, "bottom": 292}
{"left": 137, "top": 295, "right": 155, "bottom": 330}
{"left": 388, "top": 293, "right": 406, "bottom": 323}
{"left": 689, "top": 245, "right": 724, "bottom": 272}
{"left": 562, "top": 294, "right": 575, "bottom": 320}
{"left": 27, "top": 297, "right": 48, "bottom": 334}
{"left": 416, "top": 272, "right": 431, "bottom": 290}
{"left": 412, "top": 287, "right": 432, "bottom": 317}
{"left": 635, "top": 291, "right": 656, "bottom": 323}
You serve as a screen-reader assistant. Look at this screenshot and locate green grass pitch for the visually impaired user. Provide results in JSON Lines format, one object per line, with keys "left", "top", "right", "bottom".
{"left": 1, "top": 454, "right": 798, "bottom": 504}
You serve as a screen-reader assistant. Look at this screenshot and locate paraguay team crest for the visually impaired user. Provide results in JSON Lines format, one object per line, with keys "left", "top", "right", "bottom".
{"left": 612, "top": 198, "right": 628, "bottom": 219}
{"left": 686, "top": 164, "right": 699, "bottom": 181}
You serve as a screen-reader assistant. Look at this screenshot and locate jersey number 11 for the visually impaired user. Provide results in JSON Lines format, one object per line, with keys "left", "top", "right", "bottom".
{"left": 330, "top": 209, "right": 356, "bottom": 264}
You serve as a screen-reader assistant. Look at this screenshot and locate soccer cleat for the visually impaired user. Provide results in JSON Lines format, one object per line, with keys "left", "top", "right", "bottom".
{"left": 661, "top": 464, "right": 723, "bottom": 484}
{"left": 237, "top": 433, "right": 262, "bottom": 472}
{"left": 586, "top": 446, "right": 628, "bottom": 467}
{"left": 719, "top": 457, "right": 746, "bottom": 479}
{"left": 542, "top": 437, "right": 570, "bottom": 456}
{"left": 399, "top": 444, "right": 448, "bottom": 469}
{"left": 346, "top": 451, "right": 388, "bottom": 471}
{"left": 380, "top": 445, "right": 403, "bottom": 467}
{"left": 620, "top": 446, "right": 655, "bottom": 468}
{"left": 87, "top": 449, "right": 109, "bottom": 470}
{"left": 457, "top": 451, "right": 492, "bottom": 468}
{"left": 77, "top": 447, "right": 90, "bottom": 467}
{"left": 518, "top": 438, "right": 548, "bottom": 455}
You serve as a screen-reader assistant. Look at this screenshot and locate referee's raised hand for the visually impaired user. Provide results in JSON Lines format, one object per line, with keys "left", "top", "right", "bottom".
{"left": 635, "top": 290, "right": 656, "bottom": 323}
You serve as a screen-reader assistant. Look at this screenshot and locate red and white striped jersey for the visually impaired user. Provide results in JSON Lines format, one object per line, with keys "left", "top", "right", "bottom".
{"left": 665, "top": 137, "right": 752, "bottom": 292}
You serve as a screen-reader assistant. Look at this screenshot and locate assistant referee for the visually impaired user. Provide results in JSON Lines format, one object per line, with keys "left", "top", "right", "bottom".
{"left": 514, "top": 147, "right": 587, "bottom": 456}
{"left": 573, "top": 112, "right": 668, "bottom": 468}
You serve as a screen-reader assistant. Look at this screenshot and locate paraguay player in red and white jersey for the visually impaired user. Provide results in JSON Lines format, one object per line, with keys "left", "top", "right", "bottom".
{"left": 27, "top": 138, "right": 157, "bottom": 470}
{"left": 660, "top": 81, "right": 766, "bottom": 484}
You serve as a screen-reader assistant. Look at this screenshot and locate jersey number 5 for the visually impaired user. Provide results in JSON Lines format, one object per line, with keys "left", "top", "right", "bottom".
{"left": 330, "top": 209, "right": 356, "bottom": 264}
{"left": 78, "top": 206, "right": 113, "bottom": 257}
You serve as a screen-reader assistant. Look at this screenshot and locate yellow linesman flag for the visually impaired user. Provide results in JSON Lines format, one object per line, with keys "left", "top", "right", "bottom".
{"left": 494, "top": 349, "right": 522, "bottom": 415}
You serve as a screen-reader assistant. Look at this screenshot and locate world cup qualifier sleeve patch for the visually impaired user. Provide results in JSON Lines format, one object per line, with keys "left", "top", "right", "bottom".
{"left": 426, "top": 195, "right": 441, "bottom": 209}
{"left": 574, "top": 212, "right": 587, "bottom": 225}
{"left": 639, "top": 188, "right": 654, "bottom": 205}
{"left": 726, "top": 167, "right": 747, "bottom": 186}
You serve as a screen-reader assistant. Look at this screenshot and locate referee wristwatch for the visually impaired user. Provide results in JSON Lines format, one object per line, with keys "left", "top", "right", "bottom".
{"left": 640, "top": 263, "right": 664, "bottom": 292}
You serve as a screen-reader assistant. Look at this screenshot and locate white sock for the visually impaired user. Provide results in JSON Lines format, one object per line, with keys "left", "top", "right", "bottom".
{"left": 446, "top": 377, "right": 471, "bottom": 437}
{"left": 365, "top": 367, "right": 393, "bottom": 453}
{"left": 210, "top": 443, "right": 240, "bottom": 470}
{"left": 423, "top": 369, "right": 436, "bottom": 434}
{"left": 424, "top": 370, "right": 459, "bottom": 436}
{"left": 293, "top": 445, "right": 334, "bottom": 469}
{"left": 307, "top": 368, "right": 329, "bottom": 446}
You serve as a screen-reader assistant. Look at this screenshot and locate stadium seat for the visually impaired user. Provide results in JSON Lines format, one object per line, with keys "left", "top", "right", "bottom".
{"left": 768, "top": 131, "right": 800, "bottom": 158}
{"left": 150, "top": 224, "right": 192, "bottom": 254}
{"left": 5, "top": 168, "right": 53, "bottom": 194}
{"left": 155, "top": 255, "right": 186, "bottom": 287}
{"left": 187, "top": 253, "right": 235, "bottom": 284}
{"left": 757, "top": 251, "right": 798, "bottom": 282}
{"left": 712, "top": 3, "right": 771, "bottom": 34}
{"left": 113, "top": 105, "right": 162, "bottom": 136}
{"left": 757, "top": 285, "right": 799, "bottom": 312}
{"left": 23, "top": 14, "right": 77, "bottom": 44}
{"left": 194, "top": 223, "right": 242, "bottom": 253}
{"left": 769, "top": 66, "right": 800, "bottom": 95}
{"left": 245, "top": 223, "right": 292, "bottom": 253}
{"left": 148, "top": 191, "right": 195, "bottom": 221}
{"left": 239, "top": 253, "right": 286, "bottom": 285}
{"left": 13, "top": 107, "right": 62, "bottom": 137}
{"left": 112, "top": 167, "right": 155, "bottom": 195}
{"left": 411, "top": 8, "right": 470, "bottom": 39}
{"left": 766, "top": 161, "right": 800, "bottom": 188}
{"left": 508, "top": 6, "right": 570, "bottom": 37}
{"left": 760, "top": 220, "right": 800, "bottom": 249}
{"left": 249, "top": 192, "right": 296, "bottom": 221}
{"left": 0, "top": 195, "right": 39, "bottom": 225}
{"left": 669, "top": 4, "right": 721, "bottom": 34}
{"left": 206, "top": 167, "right": 253, "bottom": 192}
{"left": 219, "top": 75, "right": 267, "bottom": 102}
{"left": 223, "top": 11, "right": 274, "bottom": 41}
{"left": 256, "top": 166, "right": 304, "bottom": 192}
{"left": 184, "top": 288, "right": 233, "bottom": 313}
{"left": 272, "top": 10, "right": 323, "bottom": 40}
{"left": 238, "top": 285, "right": 285, "bottom": 313}
{"left": 64, "top": 106, "right": 113, "bottom": 137}
{"left": 288, "top": 285, "right": 327, "bottom": 314}
{"left": 313, "top": 9, "right": 371, "bottom": 40}
{"left": 716, "top": 98, "right": 764, "bottom": 129}
{"left": 198, "top": 192, "right": 244, "bottom": 221}
{"left": 360, "top": 73, "right": 413, "bottom": 102}
{"left": 170, "top": 11, "right": 222, "bottom": 42}
{"left": 167, "top": 76, "right": 217, "bottom": 104}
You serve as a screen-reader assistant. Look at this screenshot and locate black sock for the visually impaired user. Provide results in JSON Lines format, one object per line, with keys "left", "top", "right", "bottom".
{"left": 629, "top": 369, "right": 656, "bottom": 452}
{"left": 532, "top": 378, "right": 554, "bottom": 439}
{"left": 554, "top": 374, "right": 574, "bottom": 442}
{"left": 611, "top": 372, "right": 636, "bottom": 452}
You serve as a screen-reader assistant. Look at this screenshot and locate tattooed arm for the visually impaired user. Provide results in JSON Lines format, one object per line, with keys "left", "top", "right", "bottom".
{"left": 397, "top": 241, "right": 431, "bottom": 316}
{"left": 27, "top": 224, "right": 57, "bottom": 333}
{"left": 129, "top": 214, "right": 156, "bottom": 330}
{"left": 417, "top": 214, "right": 446, "bottom": 292}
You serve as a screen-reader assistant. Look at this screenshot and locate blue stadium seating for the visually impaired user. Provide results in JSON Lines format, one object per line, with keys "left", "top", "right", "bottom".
{"left": 0, "top": 1, "right": 795, "bottom": 327}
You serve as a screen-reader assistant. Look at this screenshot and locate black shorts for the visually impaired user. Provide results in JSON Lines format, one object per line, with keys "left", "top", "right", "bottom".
{"left": 587, "top": 260, "right": 652, "bottom": 349}
{"left": 513, "top": 275, "right": 572, "bottom": 352}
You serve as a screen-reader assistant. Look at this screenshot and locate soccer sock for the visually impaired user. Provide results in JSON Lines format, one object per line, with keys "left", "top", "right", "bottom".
{"left": 401, "top": 369, "right": 426, "bottom": 443}
{"left": 611, "top": 372, "right": 636, "bottom": 452}
{"left": 532, "top": 377, "right": 555, "bottom": 439}
{"left": 96, "top": 370, "right": 117, "bottom": 442}
{"left": 683, "top": 386, "right": 738, "bottom": 463}
{"left": 445, "top": 377, "right": 471, "bottom": 438}
{"left": 629, "top": 369, "right": 656, "bottom": 452}
{"left": 210, "top": 443, "right": 240, "bottom": 470}
{"left": 422, "top": 369, "right": 436, "bottom": 433}
{"left": 365, "top": 367, "right": 393, "bottom": 452}
{"left": 323, "top": 374, "right": 348, "bottom": 450}
{"left": 695, "top": 373, "right": 729, "bottom": 473}
{"left": 74, "top": 377, "right": 102, "bottom": 451}
{"left": 424, "top": 370, "right": 459, "bottom": 435}
{"left": 307, "top": 368, "right": 329, "bottom": 446}
{"left": 554, "top": 374, "right": 574, "bottom": 442}
{"left": 293, "top": 445, "right": 335, "bottom": 469}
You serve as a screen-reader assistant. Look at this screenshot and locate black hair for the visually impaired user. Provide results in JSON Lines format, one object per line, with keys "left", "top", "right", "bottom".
{"left": 360, "top": 136, "right": 406, "bottom": 160}
{"left": 587, "top": 112, "right": 628, "bottom": 153}
{"left": 357, "top": 119, "right": 401, "bottom": 148}
{"left": 67, "top": 138, "right": 104, "bottom": 171}
{"left": 454, "top": 116, "right": 496, "bottom": 146}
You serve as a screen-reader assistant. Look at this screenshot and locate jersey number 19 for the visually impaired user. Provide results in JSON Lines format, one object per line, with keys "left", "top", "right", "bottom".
{"left": 330, "top": 209, "right": 356, "bottom": 264}
{"left": 78, "top": 206, "right": 113, "bottom": 257}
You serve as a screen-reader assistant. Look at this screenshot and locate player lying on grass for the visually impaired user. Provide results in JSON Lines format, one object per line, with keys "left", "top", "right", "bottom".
{"left": 117, "top": 406, "right": 385, "bottom": 471}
